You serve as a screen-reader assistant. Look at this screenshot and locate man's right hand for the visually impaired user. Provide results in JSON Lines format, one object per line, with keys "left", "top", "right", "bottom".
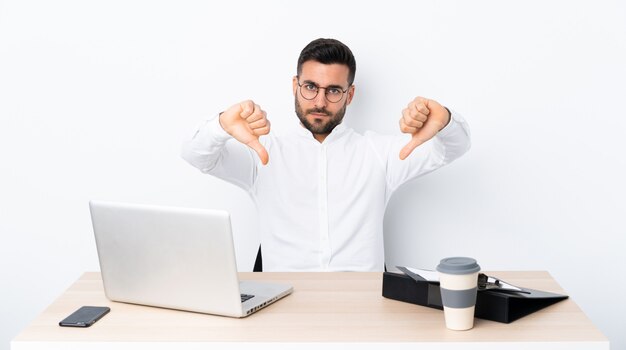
{"left": 219, "top": 100, "right": 271, "bottom": 165}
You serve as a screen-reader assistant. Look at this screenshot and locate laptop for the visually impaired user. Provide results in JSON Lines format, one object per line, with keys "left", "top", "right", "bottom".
{"left": 89, "top": 200, "right": 293, "bottom": 317}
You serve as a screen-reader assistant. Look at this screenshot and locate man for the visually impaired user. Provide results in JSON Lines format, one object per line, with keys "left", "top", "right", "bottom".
{"left": 181, "top": 38, "right": 470, "bottom": 272}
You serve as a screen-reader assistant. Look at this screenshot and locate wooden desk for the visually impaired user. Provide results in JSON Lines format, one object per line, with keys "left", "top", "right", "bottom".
{"left": 12, "top": 271, "right": 608, "bottom": 349}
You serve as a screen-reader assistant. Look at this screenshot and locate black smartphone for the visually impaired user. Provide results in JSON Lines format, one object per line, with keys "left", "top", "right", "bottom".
{"left": 59, "top": 306, "right": 110, "bottom": 327}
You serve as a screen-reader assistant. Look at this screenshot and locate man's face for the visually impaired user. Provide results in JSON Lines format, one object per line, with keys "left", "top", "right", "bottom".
{"left": 293, "top": 61, "right": 355, "bottom": 137}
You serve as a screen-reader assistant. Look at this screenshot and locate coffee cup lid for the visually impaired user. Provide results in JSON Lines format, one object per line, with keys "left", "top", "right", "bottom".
{"left": 436, "top": 257, "right": 480, "bottom": 275}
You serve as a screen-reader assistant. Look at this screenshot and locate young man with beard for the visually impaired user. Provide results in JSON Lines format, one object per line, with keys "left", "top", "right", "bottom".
{"left": 181, "top": 38, "right": 471, "bottom": 272}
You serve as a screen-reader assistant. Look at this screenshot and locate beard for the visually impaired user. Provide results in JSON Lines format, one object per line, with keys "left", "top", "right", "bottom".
{"left": 295, "top": 98, "right": 347, "bottom": 136}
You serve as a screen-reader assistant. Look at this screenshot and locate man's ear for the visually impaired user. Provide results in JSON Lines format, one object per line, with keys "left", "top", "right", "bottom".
{"left": 346, "top": 85, "right": 356, "bottom": 105}
{"left": 292, "top": 76, "right": 298, "bottom": 96}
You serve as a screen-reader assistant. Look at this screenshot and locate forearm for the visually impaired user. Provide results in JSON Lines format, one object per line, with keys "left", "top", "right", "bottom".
{"left": 383, "top": 110, "right": 471, "bottom": 193}
{"left": 181, "top": 115, "right": 233, "bottom": 173}
{"left": 181, "top": 115, "right": 257, "bottom": 191}
{"left": 433, "top": 109, "right": 471, "bottom": 164}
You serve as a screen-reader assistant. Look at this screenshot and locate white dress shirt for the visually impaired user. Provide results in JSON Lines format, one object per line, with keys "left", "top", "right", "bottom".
{"left": 181, "top": 112, "right": 471, "bottom": 272}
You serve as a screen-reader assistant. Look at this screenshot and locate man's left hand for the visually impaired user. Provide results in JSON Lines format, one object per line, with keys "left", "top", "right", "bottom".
{"left": 399, "top": 97, "right": 451, "bottom": 160}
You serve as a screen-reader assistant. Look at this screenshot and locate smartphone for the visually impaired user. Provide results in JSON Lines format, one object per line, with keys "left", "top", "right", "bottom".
{"left": 59, "top": 306, "right": 110, "bottom": 327}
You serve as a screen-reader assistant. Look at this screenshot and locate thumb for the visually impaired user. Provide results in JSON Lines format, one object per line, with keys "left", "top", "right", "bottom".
{"left": 246, "top": 139, "right": 269, "bottom": 165}
{"left": 399, "top": 137, "right": 421, "bottom": 160}
{"left": 398, "top": 121, "right": 440, "bottom": 160}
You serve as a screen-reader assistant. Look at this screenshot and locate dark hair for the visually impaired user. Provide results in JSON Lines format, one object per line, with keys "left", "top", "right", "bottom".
{"left": 297, "top": 38, "right": 356, "bottom": 85}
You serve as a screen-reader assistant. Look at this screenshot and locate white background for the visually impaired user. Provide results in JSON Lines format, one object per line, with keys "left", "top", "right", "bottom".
{"left": 1, "top": 0, "right": 625, "bottom": 349}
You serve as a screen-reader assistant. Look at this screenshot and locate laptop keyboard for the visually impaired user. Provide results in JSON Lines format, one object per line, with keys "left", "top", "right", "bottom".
{"left": 241, "top": 294, "right": 255, "bottom": 302}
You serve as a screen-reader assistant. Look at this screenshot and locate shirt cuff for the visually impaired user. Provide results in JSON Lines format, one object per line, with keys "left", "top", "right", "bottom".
{"left": 197, "top": 113, "right": 232, "bottom": 144}
{"left": 436, "top": 109, "right": 465, "bottom": 139}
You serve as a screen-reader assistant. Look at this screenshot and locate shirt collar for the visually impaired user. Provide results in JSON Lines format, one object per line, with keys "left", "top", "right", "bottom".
{"left": 294, "top": 120, "right": 348, "bottom": 144}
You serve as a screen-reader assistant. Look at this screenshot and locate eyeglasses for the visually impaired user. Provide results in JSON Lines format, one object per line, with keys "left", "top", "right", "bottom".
{"left": 297, "top": 79, "right": 350, "bottom": 103}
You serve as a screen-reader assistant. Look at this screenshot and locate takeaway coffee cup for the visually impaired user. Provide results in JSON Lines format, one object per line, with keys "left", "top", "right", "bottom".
{"left": 436, "top": 257, "right": 481, "bottom": 330}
